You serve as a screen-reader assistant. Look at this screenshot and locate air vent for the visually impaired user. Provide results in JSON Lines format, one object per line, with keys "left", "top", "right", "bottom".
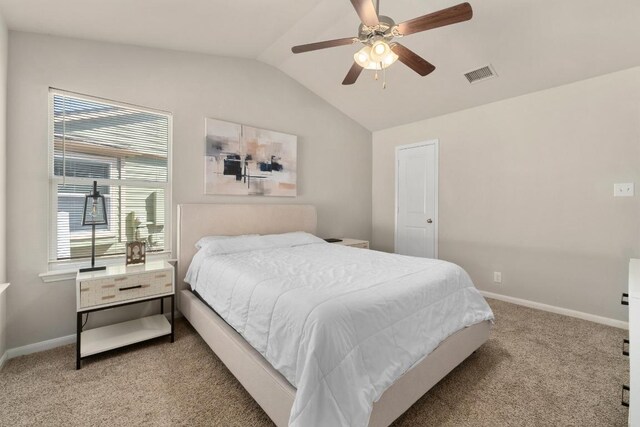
{"left": 464, "top": 65, "right": 497, "bottom": 84}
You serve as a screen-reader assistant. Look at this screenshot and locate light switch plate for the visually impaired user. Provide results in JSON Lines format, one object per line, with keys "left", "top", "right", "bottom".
{"left": 614, "top": 183, "right": 634, "bottom": 197}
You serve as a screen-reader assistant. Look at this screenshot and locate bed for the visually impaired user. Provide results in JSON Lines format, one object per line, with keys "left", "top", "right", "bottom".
{"left": 176, "top": 203, "right": 493, "bottom": 427}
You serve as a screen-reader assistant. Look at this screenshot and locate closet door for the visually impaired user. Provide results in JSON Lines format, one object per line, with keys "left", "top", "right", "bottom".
{"left": 395, "top": 141, "right": 438, "bottom": 258}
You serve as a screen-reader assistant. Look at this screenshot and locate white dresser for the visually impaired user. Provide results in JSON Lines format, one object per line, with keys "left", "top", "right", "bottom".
{"left": 75, "top": 260, "right": 175, "bottom": 369}
{"left": 629, "top": 259, "right": 640, "bottom": 425}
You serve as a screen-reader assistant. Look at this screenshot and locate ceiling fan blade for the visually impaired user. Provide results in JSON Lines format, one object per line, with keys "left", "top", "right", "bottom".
{"left": 350, "top": 0, "right": 379, "bottom": 27}
{"left": 291, "top": 37, "right": 357, "bottom": 54}
{"left": 342, "top": 62, "right": 364, "bottom": 85}
{"left": 396, "top": 2, "right": 472, "bottom": 36}
{"left": 391, "top": 43, "right": 436, "bottom": 76}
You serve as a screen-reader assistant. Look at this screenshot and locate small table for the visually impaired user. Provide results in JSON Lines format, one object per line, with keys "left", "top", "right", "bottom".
{"left": 75, "top": 261, "right": 175, "bottom": 369}
{"left": 331, "top": 238, "right": 370, "bottom": 249}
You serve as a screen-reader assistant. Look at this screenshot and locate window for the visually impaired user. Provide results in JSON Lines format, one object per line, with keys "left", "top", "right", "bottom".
{"left": 49, "top": 90, "right": 171, "bottom": 262}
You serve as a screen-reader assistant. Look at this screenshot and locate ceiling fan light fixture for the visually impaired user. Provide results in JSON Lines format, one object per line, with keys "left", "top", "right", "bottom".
{"left": 354, "top": 44, "right": 398, "bottom": 70}
{"left": 370, "top": 40, "right": 390, "bottom": 61}
{"left": 382, "top": 50, "right": 399, "bottom": 66}
{"left": 354, "top": 46, "right": 372, "bottom": 68}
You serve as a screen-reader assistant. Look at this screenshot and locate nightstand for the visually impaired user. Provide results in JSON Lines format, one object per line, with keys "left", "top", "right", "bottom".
{"left": 75, "top": 260, "right": 175, "bottom": 369}
{"left": 332, "top": 238, "right": 370, "bottom": 249}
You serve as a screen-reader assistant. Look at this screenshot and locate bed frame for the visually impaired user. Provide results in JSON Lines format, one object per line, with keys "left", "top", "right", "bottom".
{"left": 176, "top": 203, "right": 491, "bottom": 427}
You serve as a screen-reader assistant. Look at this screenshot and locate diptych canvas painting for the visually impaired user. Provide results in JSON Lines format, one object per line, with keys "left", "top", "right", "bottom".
{"left": 204, "top": 118, "right": 297, "bottom": 197}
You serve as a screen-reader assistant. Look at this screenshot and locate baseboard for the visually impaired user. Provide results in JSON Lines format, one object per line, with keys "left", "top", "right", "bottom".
{"left": 6, "top": 334, "right": 75, "bottom": 360}
{"left": 480, "top": 290, "right": 629, "bottom": 330}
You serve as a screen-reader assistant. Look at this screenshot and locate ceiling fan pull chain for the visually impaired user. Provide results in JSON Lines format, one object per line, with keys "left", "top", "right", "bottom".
{"left": 382, "top": 62, "right": 387, "bottom": 89}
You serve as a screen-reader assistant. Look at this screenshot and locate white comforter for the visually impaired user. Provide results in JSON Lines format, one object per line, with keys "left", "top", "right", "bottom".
{"left": 187, "top": 241, "right": 494, "bottom": 427}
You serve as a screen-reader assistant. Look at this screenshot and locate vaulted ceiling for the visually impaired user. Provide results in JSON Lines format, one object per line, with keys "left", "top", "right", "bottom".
{"left": 1, "top": 0, "right": 639, "bottom": 130}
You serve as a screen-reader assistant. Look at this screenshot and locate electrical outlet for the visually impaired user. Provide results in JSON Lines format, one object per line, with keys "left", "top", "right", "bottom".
{"left": 614, "top": 183, "right": 634, "bottom": 197}
{"left": 493, "top": 272, "right": 502, "bottom": 283}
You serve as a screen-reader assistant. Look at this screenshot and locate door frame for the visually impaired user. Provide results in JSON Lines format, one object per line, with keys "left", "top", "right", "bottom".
{"left": 394, "top": 139, "right": 439, "bottom": 258}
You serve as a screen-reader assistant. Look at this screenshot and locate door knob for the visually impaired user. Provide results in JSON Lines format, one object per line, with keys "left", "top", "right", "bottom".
{"left": 427, "top": 219, "right": 433, "bottom": 223}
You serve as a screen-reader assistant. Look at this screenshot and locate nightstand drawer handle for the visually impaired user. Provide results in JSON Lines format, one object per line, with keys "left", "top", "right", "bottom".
{"left": 155, "top": 274, "right": 167, "bottom": 279}
{"left": 165, "top": 283, "right": 172, "bottom": 287}
{"left": 101, "top": 295, "right": 116, "bottom": 300}
{"left": 119, "top": 285, "right": 142, "bottom": 291}
{"left": 102, "top": 284, "right": 115, "bottom": 289}
{"left": 80, "top": 288, "right": 89, "bottom": 292}
{"left": 114, "top": 277, "right": 128, "bottom": 282}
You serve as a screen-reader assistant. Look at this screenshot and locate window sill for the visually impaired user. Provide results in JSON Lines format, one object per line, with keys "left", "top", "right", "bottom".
{"left": 39, "top": 252, "right": 173, "bottom": 283}
{"left": 39, "top": 270, "right": 77, "bottom": 283}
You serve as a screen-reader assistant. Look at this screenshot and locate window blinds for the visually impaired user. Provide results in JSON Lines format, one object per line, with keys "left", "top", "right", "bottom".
{"left": 51, "top": 90, "right": 170, "bottom": 261}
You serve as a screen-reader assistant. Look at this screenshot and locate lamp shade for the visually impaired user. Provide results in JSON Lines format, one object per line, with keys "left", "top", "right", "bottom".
{"left": 82, "top": 181, "right": 108, "bottom": 226}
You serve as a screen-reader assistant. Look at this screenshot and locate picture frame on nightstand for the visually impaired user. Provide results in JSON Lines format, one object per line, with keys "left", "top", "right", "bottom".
{"left": 126, "top": 241, "right": 146, "bottom": 265}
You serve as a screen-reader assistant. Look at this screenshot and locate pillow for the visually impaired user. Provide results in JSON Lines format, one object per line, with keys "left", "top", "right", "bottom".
{"left": 201, "top": 231, "right": 325, "bottom": 256}
{"left": 187, "top": 234, "right": 259, "bottom": 285}
{"left": 195, "top": 234, "right": 259, "bottom": 250}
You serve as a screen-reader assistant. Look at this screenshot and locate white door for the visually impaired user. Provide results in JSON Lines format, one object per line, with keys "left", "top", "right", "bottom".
{"left": 395, "top": 141, "right": 438, "bottom": 258}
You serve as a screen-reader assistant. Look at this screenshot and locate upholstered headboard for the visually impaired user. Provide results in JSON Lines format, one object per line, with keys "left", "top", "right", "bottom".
{"left": 176, "top": 204, "right": 317, "bottom": 292}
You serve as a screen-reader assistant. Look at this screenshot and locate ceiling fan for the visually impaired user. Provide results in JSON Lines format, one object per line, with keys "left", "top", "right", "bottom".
{"left": 291, "top": 0, "right": 473, "bottom": 86}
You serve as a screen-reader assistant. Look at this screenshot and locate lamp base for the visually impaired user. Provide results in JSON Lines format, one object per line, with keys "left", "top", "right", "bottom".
{"left": 79, "top": 266, "right": 107, "bottom": 273}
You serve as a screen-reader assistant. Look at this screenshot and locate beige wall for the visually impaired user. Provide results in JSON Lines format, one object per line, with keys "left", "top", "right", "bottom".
{"left": 0, "top": 13, "right": 7, "bottom": 360}
{"left": 6, "top": 32, "right": 372, "bottom": 349}
{"left": 373, "top": 67, "right": 640, "bottom": 322}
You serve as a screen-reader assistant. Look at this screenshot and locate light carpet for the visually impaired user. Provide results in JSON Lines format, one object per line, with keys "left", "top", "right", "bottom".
{"left": 0, "top": 299, "right": 628, "bottom": 426}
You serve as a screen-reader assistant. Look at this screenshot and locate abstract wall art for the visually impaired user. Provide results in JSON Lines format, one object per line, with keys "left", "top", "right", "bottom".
{"left": 204, "top": 118, "right": 297, "bottom": 197}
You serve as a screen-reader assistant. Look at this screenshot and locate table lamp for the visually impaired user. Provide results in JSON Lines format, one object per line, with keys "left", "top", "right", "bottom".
{"left": 79, "top": 181, "right": 108, "bottom": 272}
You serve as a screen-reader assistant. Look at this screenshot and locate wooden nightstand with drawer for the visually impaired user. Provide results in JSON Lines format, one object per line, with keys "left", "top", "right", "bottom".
{"left": 75, "top": 260, "right": 175, "bottom": 369}
{"left": 332, "top": 238, "right": 370, "bottom": 249}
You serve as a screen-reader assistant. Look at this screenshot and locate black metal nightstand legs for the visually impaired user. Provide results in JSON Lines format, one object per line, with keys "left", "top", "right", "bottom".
{"left": 170, "top": 294, "right": 175, "bottom": 343}
{"left": 76, "top": 312, "right": 82, "bottom": 370}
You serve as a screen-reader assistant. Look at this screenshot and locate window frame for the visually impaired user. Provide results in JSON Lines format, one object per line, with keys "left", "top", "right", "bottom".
{"left": 47, "top": 88, "right": 173, "bottom": 268}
